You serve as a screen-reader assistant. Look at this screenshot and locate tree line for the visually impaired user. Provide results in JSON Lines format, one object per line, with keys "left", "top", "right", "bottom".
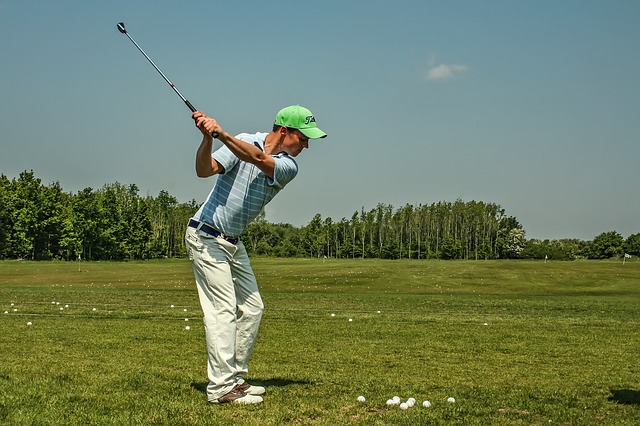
{"left": 1, "top": 171, "right": 638, "bottom": 261}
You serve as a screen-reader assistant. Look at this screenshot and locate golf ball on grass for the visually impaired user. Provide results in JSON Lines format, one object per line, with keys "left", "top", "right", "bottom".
{"left": 423, "top": 400, "right": 432, "bottom": 408}
{"left": 400, "top": 402, "right": 409, "bottom": 410}
{"left": 185, "top": 326, "right": 191, "bottom": 330}
{"left": 357, "top": 396, "right": 365, "bottom": 402}
{"left": 447, "top": 397, "right": 456, "bottom": 403}
{"left": 407, "top": 398, "right": 416, "bottom": 407}
{"left": 27, "top": 322, "right": 32, "bottom": 326}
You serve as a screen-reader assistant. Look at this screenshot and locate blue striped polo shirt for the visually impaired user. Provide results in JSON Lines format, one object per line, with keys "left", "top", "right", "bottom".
{"left": 193, "top": 132, "right": 298, "bottom": 237}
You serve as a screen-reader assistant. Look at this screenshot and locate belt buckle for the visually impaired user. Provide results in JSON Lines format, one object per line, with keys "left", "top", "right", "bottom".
{"left": 221, "top": 233, "right": 238, "bottom": 244}
{"left": 211, "top": 227, "right": 237, "bottom": 244}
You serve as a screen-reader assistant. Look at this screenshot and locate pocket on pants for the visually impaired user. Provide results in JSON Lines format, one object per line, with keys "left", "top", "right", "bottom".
{"left": 186, "top": 229, "right": 229, "bottom": 264}
{"left": 185, "top": 230, "right": 201, "bottom": 261}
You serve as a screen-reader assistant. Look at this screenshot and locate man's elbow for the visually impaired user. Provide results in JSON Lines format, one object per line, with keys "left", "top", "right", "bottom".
{"left": 196, "top": 161, "right": 222, "bottom": 177}
{"left": 196, "top": 168, "right": 216, "bottom": 178}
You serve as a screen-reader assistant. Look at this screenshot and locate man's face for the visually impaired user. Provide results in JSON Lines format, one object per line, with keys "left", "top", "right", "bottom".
{"left": 282, "top": 128, "right": 309, "bottom": 157}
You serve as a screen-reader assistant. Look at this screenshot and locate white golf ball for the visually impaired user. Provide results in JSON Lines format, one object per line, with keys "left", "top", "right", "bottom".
{"left": 407, "top": 398, "right": 416, "bottom": 407}
{"left": 92, "top": 308, "right": 97, "bottom": 311}
{"left": 447, "top": 397, "right": 456, "bottom": 403}
{"left": 386, "top": 399, "right": 394, "bottom": 406}
{"left": 27, "top": 322, "right": 32, "bottom": 326}
{"left": 185, "top": 326, "right": 191, "bottom": 330}
{"left": 183, "top": 308, "right": 187, "bottom": 312}
{"left": 357, "top": 395, "right": 365, "bottom": 402}
{"left": 170, "top": 305, "right": 175, "bottom": 308}
{"left": 423, "top": 400, "right": 432, "bottom": 408}
{"left": 392, "top": 396, "right": 401, "bottom": 402}
{"left": 348, "top": 318, "right": 353, "bottom": 322}
{"left": 400, "top": 402, "right": 409, "bottom": 410}
{"left": 185, "top": 318, "right": 189, "bottom": 321}
{"left": 331, "top": 313, "right": 336, "bottom": 317}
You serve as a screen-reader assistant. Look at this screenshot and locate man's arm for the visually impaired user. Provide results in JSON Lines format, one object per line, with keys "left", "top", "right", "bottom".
{"left": 195, "top": 134, "right": 224, "bottom": 177}
{"left": 193, "top": 111, "right": 275, "bottom": 178}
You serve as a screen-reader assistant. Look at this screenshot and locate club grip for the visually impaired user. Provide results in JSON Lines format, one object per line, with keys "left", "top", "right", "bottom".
{"left": 186, "top": 100, "right": 218, "bottom": 138}
{"left": 185, "top": 100, "right": 197, "bottom": 113}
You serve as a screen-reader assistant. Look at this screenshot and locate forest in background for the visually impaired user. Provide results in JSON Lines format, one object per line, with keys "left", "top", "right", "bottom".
{"left": 1, "top": 171, "right": 638, "bottom": 261}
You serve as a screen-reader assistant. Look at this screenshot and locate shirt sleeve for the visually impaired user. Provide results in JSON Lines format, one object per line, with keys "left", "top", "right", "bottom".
{"left": 269, "top": 153, "right": 298, "bottom": 190}
{"left": 211, "top": 144, "right": 239, "bottom": 174}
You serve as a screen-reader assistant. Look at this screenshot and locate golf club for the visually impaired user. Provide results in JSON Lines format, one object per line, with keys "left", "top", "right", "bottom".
{"left": 116, "top": 22, "right": 217, "bottom": 137}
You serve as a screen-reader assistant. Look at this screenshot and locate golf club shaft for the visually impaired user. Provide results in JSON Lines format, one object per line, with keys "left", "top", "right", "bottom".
{"left": 117, "top": 22, "right": 217, "bottom": 137}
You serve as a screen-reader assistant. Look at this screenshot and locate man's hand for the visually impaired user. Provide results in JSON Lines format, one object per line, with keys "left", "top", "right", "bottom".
{"left": 193, "top": 111, "right": 224, "bottom": 177}
{"left": 192, "top": 111, "right": 221, "bottom": 139}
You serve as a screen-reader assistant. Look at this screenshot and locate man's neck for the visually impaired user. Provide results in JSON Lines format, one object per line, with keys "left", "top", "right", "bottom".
{"left": 263, "top": 131, "right": 282, "bottom": 156}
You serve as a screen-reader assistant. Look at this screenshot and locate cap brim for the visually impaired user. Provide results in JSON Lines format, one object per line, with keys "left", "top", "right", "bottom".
{"left": 300, "top": 127, "right": 327, "bottom": 139}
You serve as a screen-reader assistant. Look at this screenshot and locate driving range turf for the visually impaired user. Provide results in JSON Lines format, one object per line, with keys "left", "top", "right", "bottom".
{"left": 1, "top": 258, "right": 639, "bottom": 425}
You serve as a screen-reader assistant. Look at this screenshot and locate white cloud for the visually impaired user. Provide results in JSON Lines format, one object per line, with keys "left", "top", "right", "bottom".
{"left": 426, "top": 63, "right": 468, "bottom": 81}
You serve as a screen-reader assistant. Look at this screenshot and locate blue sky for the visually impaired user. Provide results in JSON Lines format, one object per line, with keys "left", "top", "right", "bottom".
{"left": 1, "top": 0, "right": 638, "bottom": 240}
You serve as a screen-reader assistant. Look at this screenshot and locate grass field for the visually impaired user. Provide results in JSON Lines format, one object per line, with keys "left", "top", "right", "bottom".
{"left": 1, "top": 258, "right": 639, "bottom": 425}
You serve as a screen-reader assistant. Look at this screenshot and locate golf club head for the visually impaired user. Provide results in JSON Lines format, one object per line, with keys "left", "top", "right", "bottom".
{"left": 117, "top": 22, "right": 127, "bottom": 34}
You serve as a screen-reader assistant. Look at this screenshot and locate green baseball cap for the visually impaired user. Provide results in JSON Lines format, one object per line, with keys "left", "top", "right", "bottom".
{"left": 274, "top": 105, "right": 327, "bottom": 139}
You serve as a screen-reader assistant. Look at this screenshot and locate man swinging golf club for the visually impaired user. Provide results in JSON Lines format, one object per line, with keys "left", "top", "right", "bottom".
{"left": 185, "top": 105, "right": 327, "bottom": 404}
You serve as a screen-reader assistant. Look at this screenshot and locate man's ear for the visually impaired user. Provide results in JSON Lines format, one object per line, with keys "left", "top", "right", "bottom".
{"left": 278, "top": 126, "right": 289, "bottom": 136}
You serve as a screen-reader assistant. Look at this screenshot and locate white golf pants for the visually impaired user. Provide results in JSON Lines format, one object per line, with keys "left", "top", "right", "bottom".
{"left": 185, "top": 227, "right": 264, "bottom": 400}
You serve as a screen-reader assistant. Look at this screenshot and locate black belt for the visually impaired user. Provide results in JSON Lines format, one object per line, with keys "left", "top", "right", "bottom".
{"left": 188, "top": 219, "right": 239, "bottom": 244}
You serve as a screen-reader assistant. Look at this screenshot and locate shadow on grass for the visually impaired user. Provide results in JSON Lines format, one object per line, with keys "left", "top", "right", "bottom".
{"left": 609, "top": 389, "right": 640, "bottom": 405}
{"left": 190, "top": 378, "right": 312, "bottom": 395}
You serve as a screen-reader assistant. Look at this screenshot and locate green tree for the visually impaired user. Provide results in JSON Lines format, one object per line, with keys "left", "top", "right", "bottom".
{"left": 244, "top": 209, "right": 269, "bottom": 252}
{"left": 0, "top": 175, "right": 11, "bottom": 258}
{"left": 99, "top": 185, "right": 126, "bottom": 259}
{"left": 35, "top": 182, "right": 68, "bottom": 259}
{"left": 505, "top": 228, "right": 526, "bottom": 259}
{"left": 116, "top": 184, "right": 153, "bottom": 259}
{"left": 9, "top": 171, "right": 43, "bottom": 259}
{"left": 624, "top": 233, "right": 640, "bottom": 257}
{"left": 73, "top": 188, "right": 101, "bottom": 260}
{"left": 589, "top": 231, "right": 624, "bottom": 259}
{"left": 302, "top": 214, "right": 324, "bottom": 257}
{"left": 440, "top": 236, "right": 461, "bottom": 259}
{"left": 58, "top": 201, "right": 82, "bottom": 261}
{"left": 496, "top": 215, "right": 522, "bottom": 259}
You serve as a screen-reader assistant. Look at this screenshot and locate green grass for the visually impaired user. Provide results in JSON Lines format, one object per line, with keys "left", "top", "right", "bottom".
{"left": 1, "top": 258, "right": 639, "bottom": 425}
